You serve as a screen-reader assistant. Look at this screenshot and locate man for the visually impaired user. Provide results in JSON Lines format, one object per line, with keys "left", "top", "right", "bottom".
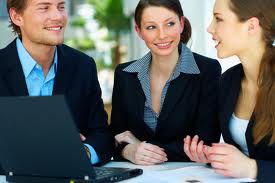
{"left": 0, "top": 0, "right": 113, "bottom": 169}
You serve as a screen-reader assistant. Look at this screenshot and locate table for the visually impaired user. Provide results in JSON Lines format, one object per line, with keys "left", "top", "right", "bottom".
{"left": 104, "top": 161, "right": 256, "bottom": 183}
{"left": 0, "top": 161, "right": 255, "bottom": 182}
{"left": 104, "top": 161, "right": 204, "bottom": 182}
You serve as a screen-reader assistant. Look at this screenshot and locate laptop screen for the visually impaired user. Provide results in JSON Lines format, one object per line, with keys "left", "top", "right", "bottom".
{"left": 0, "top": 96, "right": 96, "bottom": 179}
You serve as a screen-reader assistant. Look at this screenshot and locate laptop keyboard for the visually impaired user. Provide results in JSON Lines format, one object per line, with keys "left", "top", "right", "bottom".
{"left": 0, "top": 166, "right": 5, "bottom": 175}
{"left": 94, "top": 167, "right": 125, "bottom": 178}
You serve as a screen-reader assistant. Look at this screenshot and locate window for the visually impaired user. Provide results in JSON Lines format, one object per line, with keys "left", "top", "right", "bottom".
{"left": 0, "top": 0, "right": 8, "bottom": 18}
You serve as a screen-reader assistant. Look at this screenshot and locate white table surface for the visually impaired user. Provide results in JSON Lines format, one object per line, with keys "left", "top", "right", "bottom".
{"left": 0, "top": 162, "right": 202, "bottom": 183}
{"left": 104, "top": 161, "right": 205, "bottom": 182}
{"left": 0, "top": 161, "right": 254, "bottom": 183}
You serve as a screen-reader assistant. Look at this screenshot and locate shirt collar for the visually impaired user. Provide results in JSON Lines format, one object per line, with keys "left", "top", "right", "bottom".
{"left": 16, "top": 37, "right": 58, "bottom": 78}
{"left": 123, "top": 43, "right": 200, "bottom": 75}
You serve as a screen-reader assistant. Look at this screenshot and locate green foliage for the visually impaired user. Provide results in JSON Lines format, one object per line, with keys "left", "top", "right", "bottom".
{"left": 65, "top": 37, "right": 95, "bottom": 51}
{"left": 70, "top": 17, "right": 86, "bottom": 27}
{"left": 88, "top": 0, "right": 131, "bottom": 67}
{"left": 96, "top": 58, "right": 113, "bottom": 71}
{"left": 89, "top": 0, "right": 130, "bottom": 35}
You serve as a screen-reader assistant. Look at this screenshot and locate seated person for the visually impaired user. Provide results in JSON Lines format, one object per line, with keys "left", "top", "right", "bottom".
{"left": 0, "top": 0, "right": 113, "bottom": 168}
{"left": 110, "top": 0, "right": 221, "bottom": 165}
{"left": 184, "top": 0, "right": 275, "bottom": 182}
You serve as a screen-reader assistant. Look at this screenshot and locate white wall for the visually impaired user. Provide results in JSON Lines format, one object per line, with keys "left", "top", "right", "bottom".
{"left": 0, "top": 20, "right": 15, "bottom": 49}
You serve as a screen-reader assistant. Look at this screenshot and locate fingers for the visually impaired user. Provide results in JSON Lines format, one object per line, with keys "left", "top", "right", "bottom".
{"left": 79, "top": 133, "right": 86, "bottom": 141}
{"left": 138, "top": 153, "right": 166, "bottom": 165}
{"left": 211, "top": 143, "right": 236, "bottom": 151}
{"left": 208, "top": 153, "right": 226, "bottom": 163}
{"left": 190, "top": 135, "right": 200, "bottom": 160}
{"left": 184, "top": 135, "right": 193, "bottom": 160}
{"left": 115, "top": 133, "right": 126, "bottom": 144}
{"left": 141, "top": 142, "right": 167, "bottom": 162}
{"left": 214, "top": 169, "right": 232, "bottom": 177}
{"left": 197, "top": 140, "right": 208, "bottom": 162}
{"left": 131, "top": 142, "right": 167, "bottom": 165}
{"left": 211, "top": 161, "right": 226, "bottom": 170}
{"left": 208, "top": 144, "right": 232, "bottom": 155}
{"left": 184, "top": 135, "right": 209, "bottom": 163}
{"left": 206, "top": 143, "right": 253, "bottom": 178}
{"left": 115, "top": 131, "right": 129, "bottom": 144}
{"left": 123, "top": 142, "right": 168, "bottom": 165}
{"left": 143, "top": 142, "right": 166, "bottom": 156}
{"left": 115, "top": 131, "right": 140, "bottom": 144}
{"left": 203, "top": 145, "right": 210, "bottom": 158}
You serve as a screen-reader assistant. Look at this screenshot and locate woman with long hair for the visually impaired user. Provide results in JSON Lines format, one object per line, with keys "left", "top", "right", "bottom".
{"left": 184, "top": 0, "right": 275, "bottom": 181}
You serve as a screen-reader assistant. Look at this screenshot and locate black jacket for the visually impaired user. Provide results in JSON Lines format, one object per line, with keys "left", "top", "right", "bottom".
{"left": 0, "top": 39, "right": 114, "bottom": 166}
{"left": 219, "top": 64, "right": 275, "bottom": 183}
{"left": 110, "top": 52, "right": 221, "bottom": 161}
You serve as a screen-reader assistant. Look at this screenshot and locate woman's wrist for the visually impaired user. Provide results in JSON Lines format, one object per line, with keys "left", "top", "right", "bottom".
{"left": 248, "top": 159, "right": 257, "bottom": 179}
{"left": 121, "top": 144, "right": 131, "bottom": 160}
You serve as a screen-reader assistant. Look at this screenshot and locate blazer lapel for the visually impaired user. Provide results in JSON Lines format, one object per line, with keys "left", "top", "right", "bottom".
{"left": 246, "top": 114, "right": 256, "bottom": 157}
{"left": 133, "top": 78, "right": 146, "bottom": 121}
{"left": 1, "top": 40, "right": 28, "bottom": 96}
{"left": 158, "top": 73, "right": 192, "bottom": 122}
{"left": 53, "top": 45, "right": 75, "bottom": 95}
{"left": 132, "top": 76, "right": 151, "bottom": 126}
{"left": 222, "top": 65, "right": 243, "bottom": 145}
{"left": 128, "top": 74, "right": 155, "bottom": 136}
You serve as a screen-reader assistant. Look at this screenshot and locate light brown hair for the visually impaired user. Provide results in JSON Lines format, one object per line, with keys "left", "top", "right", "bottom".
{"left": 230, "top": 0, "right": 275, "bottom": 145}
{"left": 6, "top": 0, "right": 28, "bottom": 36}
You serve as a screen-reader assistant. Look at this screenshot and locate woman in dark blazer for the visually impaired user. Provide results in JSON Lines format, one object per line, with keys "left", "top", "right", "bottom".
{"left": 110, "top": 0, "right": 221, "bottom": 165}
{"left": 184, "top": 0, "right": 275, "bottom": 181}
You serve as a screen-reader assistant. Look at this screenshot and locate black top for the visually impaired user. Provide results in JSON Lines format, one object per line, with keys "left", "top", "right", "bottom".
{"left": 110, "top": 52, "right": 222, "bottom": 161}
{"left": 219, "top": 64, "right": 275, "bottom": 183}
{"left": 0, "top": 39, "right": 114, "bottom": 166}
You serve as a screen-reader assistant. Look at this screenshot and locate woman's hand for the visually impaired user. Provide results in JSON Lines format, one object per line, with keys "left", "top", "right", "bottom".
{"left": 208, "top": 143, "right": 257, "bottom": 179}
{"left": 183, "top": 135, "right": 210, "bottom": 163}
{"left": 115, "top": 131, "right": 141, "bottom": 144}
{"left": 122, "top": 141, "right": 168, "bottom": 165}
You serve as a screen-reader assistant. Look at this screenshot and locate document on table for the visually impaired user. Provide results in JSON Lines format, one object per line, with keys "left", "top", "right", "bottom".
{"left": 127, "top": 166, "right": 255, "bottom": 183}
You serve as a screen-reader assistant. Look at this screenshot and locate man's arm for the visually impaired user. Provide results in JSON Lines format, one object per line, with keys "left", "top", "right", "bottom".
{"left": 81, "top": 59, "right": 114, "bottom": 165}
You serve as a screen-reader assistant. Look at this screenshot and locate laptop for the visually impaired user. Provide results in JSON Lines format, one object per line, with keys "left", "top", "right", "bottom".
{"left": 0, "top": 96, "right": 142, "bottom": 183}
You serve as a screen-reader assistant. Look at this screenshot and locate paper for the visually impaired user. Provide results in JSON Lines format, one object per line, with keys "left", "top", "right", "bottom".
{"left": 154, "top": 166, "right": 255, "bottom": 183}
{"left": 122, "top": 166, "right": 255, "bottom": 183}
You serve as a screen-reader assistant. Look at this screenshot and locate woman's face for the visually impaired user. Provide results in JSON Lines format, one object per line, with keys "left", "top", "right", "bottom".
{"left": 135, "top": 6, "right": 184, "bottom": 58}
{"left": 207, "top": 0, "right": 250, "bottom": 59}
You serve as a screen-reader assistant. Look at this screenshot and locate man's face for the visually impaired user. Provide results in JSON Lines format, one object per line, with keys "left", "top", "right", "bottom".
{"left": 15, "top": 0, "right": 68, "bottom": 47}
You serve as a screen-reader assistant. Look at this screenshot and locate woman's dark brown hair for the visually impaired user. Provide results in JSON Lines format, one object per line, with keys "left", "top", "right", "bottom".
{"left": 6, "top": 0, "right": 28, "bottom": 36}
{"left": 134, "top": 0, "right": 191, "bottom": 44}
{"left": 230, "top": 0, "right": 275, "bottom": 145}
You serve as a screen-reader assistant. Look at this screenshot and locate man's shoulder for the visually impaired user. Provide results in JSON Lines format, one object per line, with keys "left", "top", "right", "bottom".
{"left": 0, "top": 40, "right": 18, "bottom": 71}
{"left": 58, "top": 44, "right": 92, "bottom": 60}
{"left": 58, "top": 44, "right": 96, "bottom": 67}
{"left": 0, "top": 40, "right": 17, "bottom": 55}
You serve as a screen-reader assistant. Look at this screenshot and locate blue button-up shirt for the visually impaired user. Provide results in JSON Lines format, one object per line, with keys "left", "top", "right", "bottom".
{"left": 123, "top": 43, "right": 200, "bottom": 132}
{"left": 16, "top": 38, "right": 99, "bottom": 164}
{"left": 16, "top": 38, "right": 57, "bottom": 96}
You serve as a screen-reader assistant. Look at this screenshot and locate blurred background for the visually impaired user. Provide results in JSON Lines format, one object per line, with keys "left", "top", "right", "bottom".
{"left": 0, "top": 0, "right": 240, "bottom": 119}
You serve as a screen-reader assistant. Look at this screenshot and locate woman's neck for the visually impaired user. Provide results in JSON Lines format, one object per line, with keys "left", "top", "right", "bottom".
{"left": 150, "top": 49, "right": 179, "bottom": 79}
{"left": 238, "top": 44, "right": 265, "bottom": 85}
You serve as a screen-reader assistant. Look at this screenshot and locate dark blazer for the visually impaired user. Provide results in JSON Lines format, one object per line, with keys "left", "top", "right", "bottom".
{"left": 219, "top": 64, "right": 275, "bottom": 183}
{"left": 110, "top": 53, "right": 221, "bottom": 161}
{"left": 0, "top": 39, "right": 113, "bottom": 165}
